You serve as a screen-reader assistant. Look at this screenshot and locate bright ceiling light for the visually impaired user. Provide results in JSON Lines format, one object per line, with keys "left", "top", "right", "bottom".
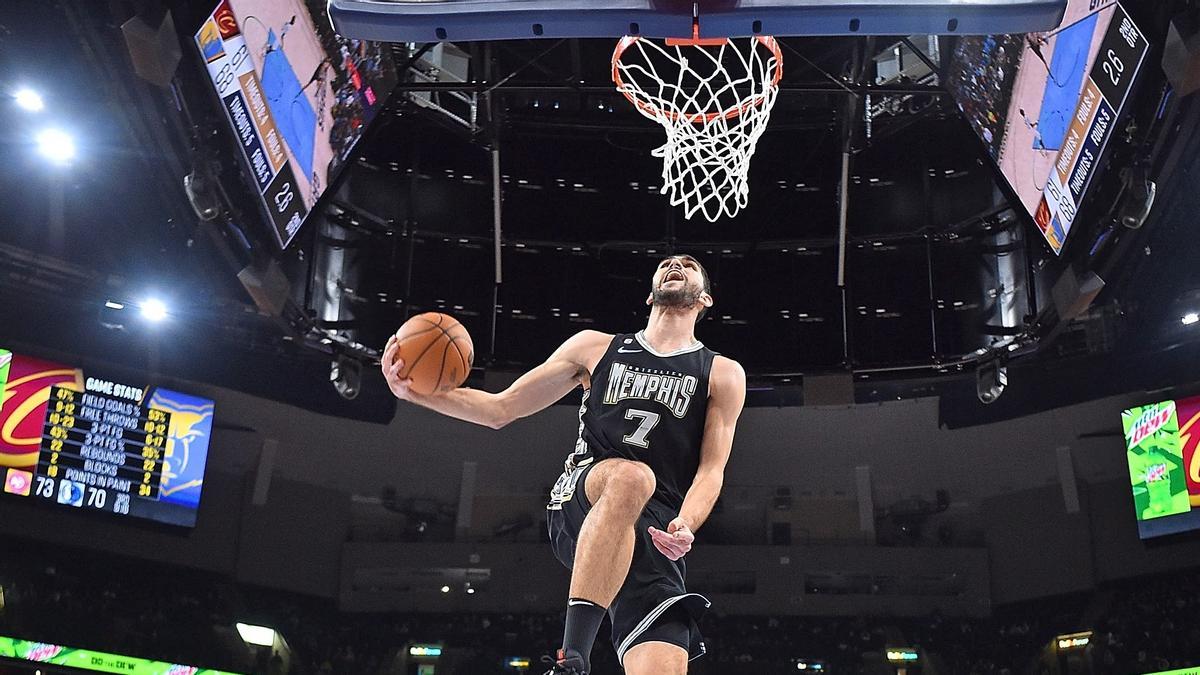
{"left": 440, "top": 585, "right": 450, "bottom": 593}
{"left": 140, "top": 298, "right": 169, "bottom": 322}
{"left": 104, "top": 300, "right": 125, "bottom": 310}
{"left": 36, "top": 129, "right": 75, "bottom": 163}
{"left": 1183, "top": 313, "right": 1199, "bottom": 326}
{"left": 14, "top": 88, "right": 43, "bottom": 111}
{"left": 235, "top": 623, "right": 276, "bottom": 647}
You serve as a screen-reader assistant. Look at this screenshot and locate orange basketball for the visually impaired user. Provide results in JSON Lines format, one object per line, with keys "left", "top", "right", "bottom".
{"left": 392, "top": 312, "right": 474, "bottom": 396}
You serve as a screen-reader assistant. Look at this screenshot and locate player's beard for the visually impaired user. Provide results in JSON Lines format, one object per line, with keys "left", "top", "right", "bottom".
{"left": 652, "top": 280, "right": 703, "bottom": 312}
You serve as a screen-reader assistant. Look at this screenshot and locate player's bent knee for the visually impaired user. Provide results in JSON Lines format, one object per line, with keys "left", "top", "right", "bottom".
{"left": 623, "top": 641, "right": 688, "bottom": 675}
{"left": 607, "top": 460, "right": 656, "bottom": 503}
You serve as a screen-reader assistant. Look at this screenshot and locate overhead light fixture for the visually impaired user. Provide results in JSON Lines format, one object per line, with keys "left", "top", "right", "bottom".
{"left": 14, "top": 88, "right": 44, "bottom": 111}
{"left": 236, "top": 623, "right": 276, "bottom": 647}
{"left": 440, "top": 585, "right": 450, "bottom": 593}
{"left": 1183, "top": 313, "right": 1199, "bottom": 326}
{"left": 140, "top": 298, "right": 169, "bottom": 322}
{"left": 104, "top": 300, "right": 125, "bottom": 310}
{"left": 36, "top": 129, "right": 75, "bottom": 164}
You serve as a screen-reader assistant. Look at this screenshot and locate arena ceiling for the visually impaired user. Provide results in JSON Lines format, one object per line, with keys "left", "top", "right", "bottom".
{"left": 1, "top": 0, "right": 1198, "bottom": 424}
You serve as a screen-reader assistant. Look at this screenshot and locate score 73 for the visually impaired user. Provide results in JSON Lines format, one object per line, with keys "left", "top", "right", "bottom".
{"left": 35, "top": 476, "right": 54, "bottom": 498}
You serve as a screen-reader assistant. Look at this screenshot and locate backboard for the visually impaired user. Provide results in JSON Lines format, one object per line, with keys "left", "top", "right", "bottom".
{"left": 328, "top": 0, "right": 1068, "bottom": 43}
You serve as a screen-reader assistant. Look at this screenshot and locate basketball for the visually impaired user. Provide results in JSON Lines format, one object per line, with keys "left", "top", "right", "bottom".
{"left": 391, "top": 312, "right": 474, "bottom": 396}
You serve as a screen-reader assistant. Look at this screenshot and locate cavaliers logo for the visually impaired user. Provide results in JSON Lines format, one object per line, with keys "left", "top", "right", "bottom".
{"left": 0, "top": 353, "right": 82, "bottom": 470}
{"left": 214, "top": 0, "right": 241, "bottom": 39}
{"left": 1034, "top": 196, "right": 1051, "bottom": 230}
{"left": 1178, "top": 398, "right": 1200, "bottom": 507}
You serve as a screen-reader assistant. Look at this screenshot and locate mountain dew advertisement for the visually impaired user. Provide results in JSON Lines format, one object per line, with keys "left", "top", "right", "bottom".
{"left": 1123, "top": 400, "right": 1192, "bottom": 521}
{"left": 0, "top": 635, "right": 241, "bottom": 674}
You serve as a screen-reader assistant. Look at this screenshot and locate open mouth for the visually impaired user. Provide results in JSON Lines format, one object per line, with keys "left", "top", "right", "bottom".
{"left": 663, "top": 270, "right": 685, "bottom": 283}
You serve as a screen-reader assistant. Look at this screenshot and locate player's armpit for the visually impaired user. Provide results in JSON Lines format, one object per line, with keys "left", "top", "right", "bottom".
{"left": 491, "top": 330, "right": 612, "bottom": 428}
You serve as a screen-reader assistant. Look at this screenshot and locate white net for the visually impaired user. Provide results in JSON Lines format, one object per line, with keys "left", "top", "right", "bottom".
{"left": 613, "top": 35, "right": 782, "bottom": 222}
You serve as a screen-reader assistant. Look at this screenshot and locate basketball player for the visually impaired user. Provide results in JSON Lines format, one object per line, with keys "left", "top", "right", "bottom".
{"left": 1019, "top": 107, "right": 1048, "bottom": 151}
{"left": 381, "top": 255, "right": 746, "bottom": 674}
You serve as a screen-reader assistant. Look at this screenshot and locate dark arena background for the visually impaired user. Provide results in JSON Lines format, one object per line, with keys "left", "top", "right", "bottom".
{"left": 2, "top": 0, "right": 1200, "bottom": 673}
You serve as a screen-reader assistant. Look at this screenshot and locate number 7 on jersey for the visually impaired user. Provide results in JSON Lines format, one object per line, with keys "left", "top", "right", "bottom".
{"left": 623, "top": 408, "right": 660, "bottom": 448}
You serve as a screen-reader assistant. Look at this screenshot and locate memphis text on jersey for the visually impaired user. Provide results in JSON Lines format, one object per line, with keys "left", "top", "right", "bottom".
{"left": 602, "top": 362, "right": 699, "bottom": 418}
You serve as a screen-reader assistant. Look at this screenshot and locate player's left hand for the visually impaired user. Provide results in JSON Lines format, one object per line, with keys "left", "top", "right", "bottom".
{"left": 648, "top": 517, "right": 694, "bottom": 561}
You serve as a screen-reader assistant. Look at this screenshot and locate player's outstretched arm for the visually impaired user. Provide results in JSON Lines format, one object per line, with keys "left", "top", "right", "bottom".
{"left": 649, "top": 356, "right": 746, "bottom": 560}
{"left": 382, "top": 330, "right": 611, "bottom": 429}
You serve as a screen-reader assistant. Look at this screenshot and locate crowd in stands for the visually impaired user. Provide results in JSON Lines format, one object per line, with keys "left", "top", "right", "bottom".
{"left": 904, "top": 595, "right": 1090, "bottom": 674}
{"left": 1, "top": 542, "right": 1197, "bottom": 674}
{"left": 945, "top": 33, "right": 1026, "bottom": 156}
{"left": 0, "top": 553, "right": 238, "bottom": 672}
{"left": 1094, "top": 571, "right": 1200, "bottom": 674}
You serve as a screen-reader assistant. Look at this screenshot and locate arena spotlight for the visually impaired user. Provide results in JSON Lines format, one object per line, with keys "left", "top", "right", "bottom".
{"left": 36, "top": 129, "right": 75, "bottom": 163}
{"left": 1183, "top": 313, "right": 1199, "bottom": 326}
{"left": 440, "top": 585, "right": 450, "bottom": 593}
{"left": 976, "top": 358, "right": 1008, "bottom": 405}
{"left": 14, "top": 88, "right": 44, "bottom": 111}
{"left": 235, "top": 623, "right": 276, "bottom": 647}
{"left": 140, "top": 298, "right": 169, "bottom": 322}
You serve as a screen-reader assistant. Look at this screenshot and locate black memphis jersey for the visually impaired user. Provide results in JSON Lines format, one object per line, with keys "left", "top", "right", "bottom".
{"left": 548, "top": 332, "right": 716, "bottom": 511}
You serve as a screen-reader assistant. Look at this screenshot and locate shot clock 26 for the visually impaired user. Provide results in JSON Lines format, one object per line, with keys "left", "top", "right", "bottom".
{"left": 1, "top": 349, "right": 216, "bottom": 528}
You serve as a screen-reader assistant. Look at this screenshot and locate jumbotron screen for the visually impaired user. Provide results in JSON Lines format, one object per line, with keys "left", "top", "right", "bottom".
{"left": 946, "top": 0, "right": 1148, "bottom": 255}
{"left": 0, "top": 350, "right": 215, "bottom": 528}
{"left": 1122, "top": 396, "right": 1200, "bottom": 540}
{"left": 194, "top": 0, "right": 397, "bottom": 248}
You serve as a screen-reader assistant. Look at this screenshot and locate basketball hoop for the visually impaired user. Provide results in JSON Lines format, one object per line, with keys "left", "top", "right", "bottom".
{"left": 612, "top": 24, "right": 783, "bottom": 222}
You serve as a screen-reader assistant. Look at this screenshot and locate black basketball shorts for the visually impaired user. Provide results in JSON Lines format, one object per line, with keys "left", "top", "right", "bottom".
{"left": 546, "top": 461, "right": 710, "bottom": 667}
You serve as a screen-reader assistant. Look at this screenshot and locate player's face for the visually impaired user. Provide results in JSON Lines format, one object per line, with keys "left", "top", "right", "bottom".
{"left": 647, "top": 257, "right": 712, "bottom": 312}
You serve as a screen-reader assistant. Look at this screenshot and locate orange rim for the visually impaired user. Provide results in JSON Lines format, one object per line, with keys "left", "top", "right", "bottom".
{"left": 611, "top": 34, "right": 783, "bottom": 125}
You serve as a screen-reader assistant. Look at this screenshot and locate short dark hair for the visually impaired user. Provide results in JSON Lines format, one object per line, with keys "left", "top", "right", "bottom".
{"left": 655, "top": 255, "right": 712, "bottom": 322}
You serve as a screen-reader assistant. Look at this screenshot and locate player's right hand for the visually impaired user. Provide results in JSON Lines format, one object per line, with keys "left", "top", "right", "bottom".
{"left": 381, "top": 335, "right": 415, "bottom": 401}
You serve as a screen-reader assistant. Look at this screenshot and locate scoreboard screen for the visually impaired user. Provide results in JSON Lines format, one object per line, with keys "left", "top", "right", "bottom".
{"left": 193, "top": 0, "right": 396, "bottom": 248}
{"left": 0, "top": 350, "right": 215, "bottom": 528}
{"left": 1123, "top": 395, "right": 1200, "bottom": 539}
{"left": 946, "top": 0, "right": 1148, "bottom": 255}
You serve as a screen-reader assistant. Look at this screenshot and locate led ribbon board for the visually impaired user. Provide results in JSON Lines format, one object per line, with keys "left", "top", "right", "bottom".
{"left": 0, "top": 635, "right": 241, "bottom": 675}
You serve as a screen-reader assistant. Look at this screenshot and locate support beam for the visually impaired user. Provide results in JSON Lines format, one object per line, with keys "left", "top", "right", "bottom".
{"left": 390, "top": 81, "right": 948, "bottom": 95}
